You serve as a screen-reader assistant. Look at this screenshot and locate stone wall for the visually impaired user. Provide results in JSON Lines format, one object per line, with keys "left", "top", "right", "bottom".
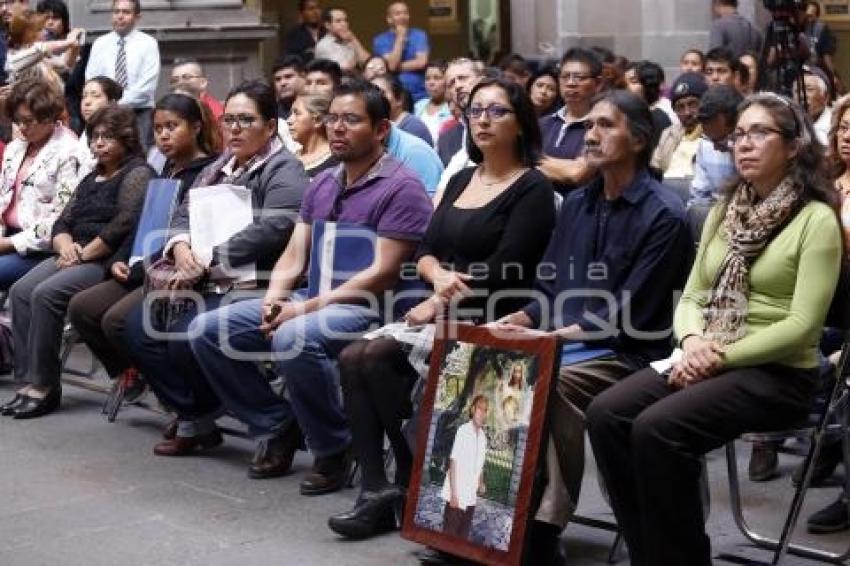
{"left": 510, "top": 0, "right": 770, "bottom": 81}
{"left": 69, "top": 0, "right": 279, "bottom": 101}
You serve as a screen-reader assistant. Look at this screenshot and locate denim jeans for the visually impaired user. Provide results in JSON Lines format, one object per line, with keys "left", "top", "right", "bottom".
{"left": 122, "top": 291, "right": 236, "bottom": 426}
{"left": 190, "top": 291, "right": 380, "bottom": 456}
{"left": 0, "top": 252, "right": 47, "bottom": 291}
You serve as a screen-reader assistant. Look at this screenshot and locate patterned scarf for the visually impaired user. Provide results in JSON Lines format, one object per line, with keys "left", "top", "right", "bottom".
{"left": 703, "top": 176, "right": 803, "bottom": 344}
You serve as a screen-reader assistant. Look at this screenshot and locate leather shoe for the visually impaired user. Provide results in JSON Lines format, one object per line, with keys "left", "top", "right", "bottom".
{"left": 162, "top": 418, "right": 179, "bottom": 440}
{"left": 153, "top": 429, "right": 223, "bottom": 456}
{"left": 1, "top": 393, "right": 27, "bottom": 416}
{"left": 249, "top": 423, "right": 304, "bottom": 479}
{"left": 300, "top": 446, "right": 352, "bottom": 496}
{"left": 13, "top": 387, "right": 61, "bottom": 419}
{"left": 328, "top": 486, "right": 404, "bottom": 539}
{"left": 748, "top": 442, "right": 779, "bottom": 482}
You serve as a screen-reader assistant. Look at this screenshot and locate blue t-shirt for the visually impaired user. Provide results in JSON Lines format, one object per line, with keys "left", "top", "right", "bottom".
{"left": 386, "top": 126, "right": 444, "bottom": 198}
{"left": 372, "top": 28, "right": 429, "bottom": 101}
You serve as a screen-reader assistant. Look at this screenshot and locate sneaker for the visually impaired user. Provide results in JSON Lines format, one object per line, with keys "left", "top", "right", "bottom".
{"left": 807, "top": 497, "right": 850, "bottom": 534}
{"left": 748, "top": 442, "right": 779, "bottom": 482}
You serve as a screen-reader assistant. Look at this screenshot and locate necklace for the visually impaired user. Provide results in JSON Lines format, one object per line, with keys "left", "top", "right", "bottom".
{"left": 300, "top": 148, "right": 332, "bottom": 169}
{"left": 477, "top": 166, "right": 524, "bottom": 189}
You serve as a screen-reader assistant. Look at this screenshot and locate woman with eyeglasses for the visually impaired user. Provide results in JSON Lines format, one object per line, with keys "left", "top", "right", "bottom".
{"left": 286, "top": 92, "right": 338, "bottom": 179}
{"left": 586, "top": 94, "right": 843, "bottom": 566}
{"left": 327, "top": 77, "right": 555, "bottom": 541}
{"left": 0, "top": 78, "right": 85, "bottom": 292}
{"left": 67, "top": 93, "right": 222, "bottom": 398}
{"left": 1, "top": 105, "right": 153, "bottom": 419}
{"left": 120, "top": 80, "right": 308, "bottom": 456}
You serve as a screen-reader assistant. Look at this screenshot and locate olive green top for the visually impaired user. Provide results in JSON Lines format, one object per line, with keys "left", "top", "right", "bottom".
{"left": 674, "top": 200, "right": 842, "bottom": 369}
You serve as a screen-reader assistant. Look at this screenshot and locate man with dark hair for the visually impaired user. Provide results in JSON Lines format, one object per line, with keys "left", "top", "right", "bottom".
{"left": 704, "top": 46, "right": 741, "bottom": 88}
{"left": 538, "top": 47, "right": 601, "bottom": 194}
{"left": 495, "top": 90, "right": 691, "bottom": 563}
{"left": 689, "top": 84, "right": 741, "bottom": 210}
{"left": 169, "top": 57, "right": 222, "bottom": 119}
{"left": 709, "top": 0, "right": 762, "bottom": 58}
{"left": 272, "top": 54, "right": 306, "bottom": 120}
{"left": 802, "top": 1, "right": 839, "bottom": 91}
{"left": 499, "top": 53, "right": 531, "bottom": 89}
{"left": 314, "top": 7, "right": 369, "bottom": 72}
{"left": 283, "top": 0, "right": 325, "bottom": 62}
{"left": 189, "top": 79, "right": 433, "bottom": 492}
{"left": 304, "top": 58, "right": 342, "bottom": 97}
{"left": 85, "top": 0, "right": 160, "bottom": 149}
{"left": 372, "top": 2, "right": 430, "bottom": 101}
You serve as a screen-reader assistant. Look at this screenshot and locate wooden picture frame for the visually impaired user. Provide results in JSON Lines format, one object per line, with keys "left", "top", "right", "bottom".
{"left": 401, "top": 323, "right": 560, "bottom": 566}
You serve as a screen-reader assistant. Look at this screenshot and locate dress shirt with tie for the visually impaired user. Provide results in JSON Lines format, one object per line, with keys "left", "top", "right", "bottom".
{"left": 85, "top": 29, "right": 160, "bottom": 109}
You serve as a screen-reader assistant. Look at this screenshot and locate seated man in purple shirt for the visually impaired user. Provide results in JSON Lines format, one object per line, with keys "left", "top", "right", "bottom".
{"left": 538, "top": 47, "right": 601, "bottom": 194}
{"left": 372, "top": 2, "right": 429, "bottom": 102}
{"left": 189, "top": 80, "right": 433, "bottom": 494}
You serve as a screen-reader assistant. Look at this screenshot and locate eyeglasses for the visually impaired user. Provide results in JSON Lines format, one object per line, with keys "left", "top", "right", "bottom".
{"left": 321, "top": 113, "right": 366, "bottom": 127}
{"left": 727, "top": 125, "right": 783, "bottom": 148}
{"left": 89, "top": 131, "right": 117, "bottom": 144}
{"left": 837, "top": 123, "right": 850, "bottom": 136}
{"left": 169, "top": 74, "right": 202, "bottom": 84}
{"left": 220, "top": 114, "right": 260, "bottom": 130}
{"left": 466, "top": 104, "right": 514, "bottom": 120}
{"left": 559, "top": 72, "right": 595, "bottom": 84}
{"left": 13, "top": 116, "right": 45, "bottom": 128}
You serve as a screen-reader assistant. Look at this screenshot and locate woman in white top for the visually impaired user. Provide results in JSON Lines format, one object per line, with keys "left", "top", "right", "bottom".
{"left": 414, "top": 60, "right": 452, "bottom": 146}
{"left": 0, "top": 78, "right": 86, "bottom": 289}
{"left": 77, "top": 76, "right": 124, "bottom": 172}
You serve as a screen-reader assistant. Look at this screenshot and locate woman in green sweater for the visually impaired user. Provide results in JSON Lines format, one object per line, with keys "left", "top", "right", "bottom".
{"left": 585, "top": 92, "right": 843, "bottom": 566}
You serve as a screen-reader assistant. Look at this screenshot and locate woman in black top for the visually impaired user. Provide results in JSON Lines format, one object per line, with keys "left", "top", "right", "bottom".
{"left": 67, "top": 93, "right": 222, "bottom": 390}
{"left": 328, "top": 78, "right": 555, "bottom": 540}
{"left": 2, "top": 105, "right": 152, "bottom": 419}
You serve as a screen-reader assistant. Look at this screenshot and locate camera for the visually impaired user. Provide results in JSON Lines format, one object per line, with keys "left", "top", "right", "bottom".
{"left": 762, "top": 0, "right": 804, "bottom": 13}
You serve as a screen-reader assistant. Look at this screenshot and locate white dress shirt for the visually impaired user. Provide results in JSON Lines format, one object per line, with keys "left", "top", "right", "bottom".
{"left": 85, "top": 29, "right": 160, "bottom": 109}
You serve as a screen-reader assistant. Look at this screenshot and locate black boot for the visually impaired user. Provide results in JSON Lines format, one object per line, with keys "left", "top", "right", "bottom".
{"left": 327, "top": 485, "right": 405, "bottom": 539}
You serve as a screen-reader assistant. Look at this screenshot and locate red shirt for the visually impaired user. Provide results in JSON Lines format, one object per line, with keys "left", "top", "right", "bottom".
{"left": 200, "top": 92, "right": 224, "bottom": 120}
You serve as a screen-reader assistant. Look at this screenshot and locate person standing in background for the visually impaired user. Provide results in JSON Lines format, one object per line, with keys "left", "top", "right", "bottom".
{"left": 283, "top": 0, "right": 325, "bottom": 63}
{"left": 85, "top": 0, "right": 160, "bottom": 150}
{"left": 372, "top": 2, "right": 429, "bottom": 102}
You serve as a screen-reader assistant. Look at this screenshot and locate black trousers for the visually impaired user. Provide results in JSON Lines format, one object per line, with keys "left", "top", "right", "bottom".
{"left": 586, "top": 364, "right": 817, "bottom": 566}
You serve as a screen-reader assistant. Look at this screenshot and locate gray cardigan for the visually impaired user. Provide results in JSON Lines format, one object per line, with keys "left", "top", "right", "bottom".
{"left": 168, "top": 147, "right": 309, "bottom": 279}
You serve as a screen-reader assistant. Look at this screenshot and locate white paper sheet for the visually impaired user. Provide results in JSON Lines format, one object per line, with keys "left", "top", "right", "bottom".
{"left": 650, "top": 348, "right": 684, "bottom": 375}
{"left": 188, "top": 184, "right": 255, "bottom": 283}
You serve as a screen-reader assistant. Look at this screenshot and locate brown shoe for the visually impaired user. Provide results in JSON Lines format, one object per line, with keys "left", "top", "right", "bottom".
{"left": 153, "top": 429, "right": 223, "bottom": 456}
{"left": 249, "top": 423, "right": 304, "bottom": 479}
{"left": 162, "top": 418, "right": 179, "bottom": 440}
{"left": 300, "top": 446, "right": 352, "bottom": 496}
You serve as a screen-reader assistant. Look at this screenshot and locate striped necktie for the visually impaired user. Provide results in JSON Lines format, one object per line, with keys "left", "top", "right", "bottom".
{"left": 115, "top": 36, "right": 128, "bottom": 87}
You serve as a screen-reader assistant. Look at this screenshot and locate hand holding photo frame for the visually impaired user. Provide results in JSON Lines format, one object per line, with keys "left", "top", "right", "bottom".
{"left": 402, "top": 323, "right": 560, "bottom": 566}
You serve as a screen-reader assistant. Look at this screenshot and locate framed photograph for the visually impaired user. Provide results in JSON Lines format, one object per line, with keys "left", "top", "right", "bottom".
{"left": 402, "top": 323, "right": 560, "bottom": 566}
